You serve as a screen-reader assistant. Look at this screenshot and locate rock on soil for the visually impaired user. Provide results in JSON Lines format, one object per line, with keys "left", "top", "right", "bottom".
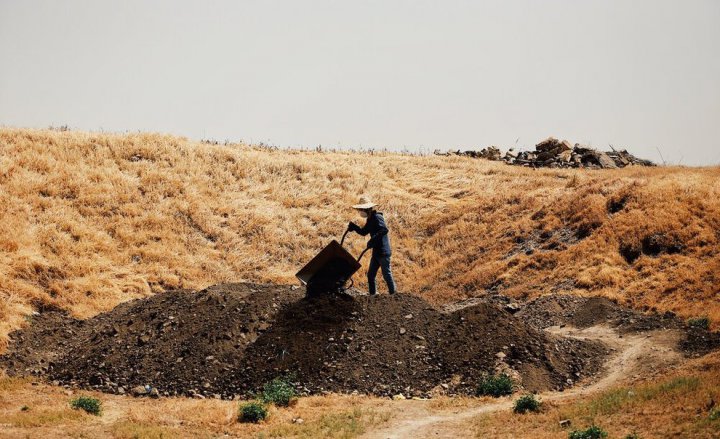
{"left": 1, "top": 283, "right": 605, "bottom": 399}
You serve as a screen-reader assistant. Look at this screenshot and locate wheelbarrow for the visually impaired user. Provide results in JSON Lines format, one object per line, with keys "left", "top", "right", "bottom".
{"left": 296, "top": 228, "right": 370, "bottom": 297}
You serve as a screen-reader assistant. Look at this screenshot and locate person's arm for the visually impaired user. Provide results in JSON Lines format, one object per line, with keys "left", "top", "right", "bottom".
{"left": 366, "top": 214, "right": 388, "bottom": 248}
{"left": 347, "top": 221, "right": 361, "bottom": 233}
{"left": 355, "top": 219, "right": 371, "bottom": 236}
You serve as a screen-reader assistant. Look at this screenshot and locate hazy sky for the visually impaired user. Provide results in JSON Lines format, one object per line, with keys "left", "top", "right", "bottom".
{"left": 1, "top": 0, "right": 719, "bottom": 165}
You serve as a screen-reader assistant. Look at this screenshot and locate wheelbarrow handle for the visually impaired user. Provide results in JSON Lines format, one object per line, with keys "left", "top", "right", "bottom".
{"left": 357, "top": 248, "right": 370, "bottom": 261}
{"left": 341, "top": 227, "right": 369, "bottom": 261}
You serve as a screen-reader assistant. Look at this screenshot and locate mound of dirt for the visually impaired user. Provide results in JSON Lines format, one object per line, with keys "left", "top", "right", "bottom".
{"left": 227, "top": 293, "right": 602, "bottom": 397}
{"left": 1, "top": 283, "right": 302, "bottom": 397}
{"left": 1, "top": 283, "right": 605, "bottom": 399}
{"left": 516, "top": 295, "right": 681, "bottom": 333}
{"left": 515, "top": 294, "right": 720, "bottom": 358}
{"left": 679, "top": 327, "right": 720, "bottom": 358}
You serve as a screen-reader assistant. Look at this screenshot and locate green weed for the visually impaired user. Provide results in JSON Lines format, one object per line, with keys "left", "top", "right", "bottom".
{"left": 238, "top": 401, "right": 268, "bottom": 423}
{"left": 476, "top": 373, "right": 513, "bottom": 397}
{"left": 261, "top": 376, "right": 297, "bottom": 407}
{"left": 687, "top": 317, "right": 710, "bottom": 330}
{"left": 568, "top": 425, "right": 608, "bottom": 439}
{"left": 69, "top": 396, "right": 101, "bottom": 416}
{"left": 513, "top": 394, "right": 541, "bottom": 414}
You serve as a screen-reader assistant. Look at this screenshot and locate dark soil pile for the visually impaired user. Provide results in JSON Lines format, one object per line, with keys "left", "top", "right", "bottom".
{"left": 679, "top": 327, "right": 720, "bottom": 358}
{"left": 516, "top": 294, "right": 720, "bottom": 358}
{"left": 516, "top": 295, "right": 681, "bottom": 333}
{"left": 1, "top": 283, "right": 302, "bottom": 397}
{"left": 227, "top": 293, "right": 602, "bottom": 397}
{"left": 1, "top": 283, "right": 604, "bottom": 399}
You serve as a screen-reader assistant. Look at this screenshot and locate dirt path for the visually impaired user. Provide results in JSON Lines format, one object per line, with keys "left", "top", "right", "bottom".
{"left": 362, "top": 325, "right": 683, "bottom": 439}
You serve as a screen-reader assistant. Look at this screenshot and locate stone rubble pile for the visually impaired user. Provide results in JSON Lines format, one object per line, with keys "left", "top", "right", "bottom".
{"left": 436, "top": 137, "right": 655, "bottom": 169}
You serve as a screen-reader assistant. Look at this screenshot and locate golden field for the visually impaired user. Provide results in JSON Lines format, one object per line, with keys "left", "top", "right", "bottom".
{"left": 1, "top": 127, "right": 719, "bottom": 350}
{"left": 1, "top": 127, "right": 719, "bottom": 438}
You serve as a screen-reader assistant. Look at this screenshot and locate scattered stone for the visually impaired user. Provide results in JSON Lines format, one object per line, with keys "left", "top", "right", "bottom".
{"left": 504, "top": 303, "right": 521, "bottom": 314}
{"left": 435, "top": 136, "right": 655, "bottom": 169}
{"left": 131, "top": 386, "right": 147, "bottom": 396}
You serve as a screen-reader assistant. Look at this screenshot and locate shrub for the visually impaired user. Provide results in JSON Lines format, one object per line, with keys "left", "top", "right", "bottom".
{"left": 687, "top": 317, "right": 710, "bottom": 330}
{"left": 710, "top": 407, "right": 719, "bottom": 421}
{"left": 476, "top": 373, "right": 514, "bottom": 397}
{"left": 238, "top": 401, "right": 268, "bottom": 423}
{"left": 20, "top": 405, "right": 29, "bottom": 412}
{"left": 70, "top": 396, "right": 101, "bottom": 416}
{"left": 568, "top": 425, "right": 609, "bottom": 439}
{"left": 261, "top": 376, "right": 296, "bottom": 407}
{"left": 513, "top": 394, "right": 541, "bottom": 413}
{"left": 624, "top": 433, "right": 641, "bottom": 439}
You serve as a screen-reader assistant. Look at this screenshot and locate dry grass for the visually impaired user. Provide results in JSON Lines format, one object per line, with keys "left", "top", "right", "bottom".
{"left": 1, "top": 127, "right": 719, "bottom": 350}
{"left": 468, "top": 351, "right": 720, "bottom": 438}
{"left": 0, "top": 376, "right": 392, "bottom": 438}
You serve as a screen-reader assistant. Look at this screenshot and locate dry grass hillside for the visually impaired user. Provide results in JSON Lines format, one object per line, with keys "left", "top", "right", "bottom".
{"left": 1, "top": 128, "right": 719, "bottom": 350}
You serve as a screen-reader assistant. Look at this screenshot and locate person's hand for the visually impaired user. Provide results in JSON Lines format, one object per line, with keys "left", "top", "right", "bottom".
{"left": 347, "top": 221, "right": 358, "bottom": 232}
{"left": 366, "top": 241, "right": 373, "bottom": 249}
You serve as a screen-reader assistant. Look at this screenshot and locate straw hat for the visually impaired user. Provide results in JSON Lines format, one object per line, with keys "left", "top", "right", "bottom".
{"left": 352, "top": 195, "right": 377, "bottom": 209}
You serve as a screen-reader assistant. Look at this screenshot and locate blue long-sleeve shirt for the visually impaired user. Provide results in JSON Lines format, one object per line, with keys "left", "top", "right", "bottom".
{"left": 351, "top": 211, "right": 392, "bottom": 257}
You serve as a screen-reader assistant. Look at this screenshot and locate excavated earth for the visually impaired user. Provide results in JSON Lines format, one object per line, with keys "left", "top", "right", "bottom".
{"left": 2, "top": 284, "right": 717, "bottom": 400}
{"left": 515, "top": 294, "right": 720, "bottom": 356}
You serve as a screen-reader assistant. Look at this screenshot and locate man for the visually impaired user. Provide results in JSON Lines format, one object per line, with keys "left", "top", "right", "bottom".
{"left": 347, "top": 196, "right": 397, "bottom": 295}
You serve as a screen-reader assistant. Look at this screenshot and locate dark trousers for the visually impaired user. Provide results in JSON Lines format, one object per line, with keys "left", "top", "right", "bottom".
{"left": 367, "top": 254, "right": 396, "bottom": 295}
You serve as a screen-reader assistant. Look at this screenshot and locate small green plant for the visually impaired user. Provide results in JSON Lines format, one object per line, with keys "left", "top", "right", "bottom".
{"left": 568, "top": 425, "right": 609, "bottom": 439}
{"left": 70, "top": 396, "right": 101, "bottom": 416}
{"left": 687, "top": 317, "right": 710, "bottom": 330}
{"left": 20, "top": 405, "right": 29, "bottom": 411}
{"left": 513, "top": 394, "right": 541, "bottom": 413}
{"left": 624, "top": 432, "right": 641, "bottom": 439}
{"left": 710, "top": 407, "right": 719, "bottom": 421}
{"left": 476, "top": 373, "right": 514, "bottom": 397}
{"left": 238, "top": 401, "right": 268, "bottom": 423}
{"left": 261, "top": 376, "right": 296, "bottom": 407}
